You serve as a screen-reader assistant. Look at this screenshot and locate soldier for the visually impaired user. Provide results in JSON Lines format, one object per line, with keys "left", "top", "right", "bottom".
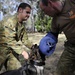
{"left": 0, "top": 2, "right": 33, "bottom": 71}
{"left": 39, "top": 0, "right": 75, "bottom": 75}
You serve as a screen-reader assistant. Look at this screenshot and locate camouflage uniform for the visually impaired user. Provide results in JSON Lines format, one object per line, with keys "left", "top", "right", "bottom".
{"left": 0, "top": 13, "right": 32, "bottom": 70}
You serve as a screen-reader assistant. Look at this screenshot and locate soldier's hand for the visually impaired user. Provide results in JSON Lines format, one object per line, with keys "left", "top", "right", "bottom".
{"left": 22, "top": 51, "right": 29, "bottom": 59}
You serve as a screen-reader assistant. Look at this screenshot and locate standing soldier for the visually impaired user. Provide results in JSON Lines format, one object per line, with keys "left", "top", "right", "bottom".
{"left": 39, "top": 0, "right": 75, "bottom": 75}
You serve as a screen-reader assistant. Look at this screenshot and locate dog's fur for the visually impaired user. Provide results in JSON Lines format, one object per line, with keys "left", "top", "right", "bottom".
{"left": 0, "top": 63, "right": 37, "bottom": 75}
{"left": 0, "top": 69, "right": 22, "bottom": 75}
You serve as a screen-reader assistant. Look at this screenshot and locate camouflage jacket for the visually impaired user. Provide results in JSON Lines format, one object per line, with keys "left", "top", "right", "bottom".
{"left": 0, "top": 13, "right": 32, "bottom": 54}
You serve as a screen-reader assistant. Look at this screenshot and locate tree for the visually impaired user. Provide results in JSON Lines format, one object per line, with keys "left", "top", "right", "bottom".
{"left": 35, "top": 1, "right": 52, "bottom": 32}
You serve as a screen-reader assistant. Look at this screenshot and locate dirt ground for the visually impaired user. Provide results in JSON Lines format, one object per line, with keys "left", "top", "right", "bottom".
{"left": 0, "top": 33, "right": 66, "bottom": 75}
{"left": 28, "top": 32, "right": 66, "bottom": 75}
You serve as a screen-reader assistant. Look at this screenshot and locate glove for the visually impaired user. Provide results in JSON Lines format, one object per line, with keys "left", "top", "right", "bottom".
{"left": 39, "top": 32, "right": 57, "bottom": 56}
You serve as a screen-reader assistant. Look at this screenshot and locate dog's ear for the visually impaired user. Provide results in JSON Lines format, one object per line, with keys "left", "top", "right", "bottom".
{"left": 27, "top": 64, "right": 37, "bottom": 75}
{"left": 19, "top": 64, "right": 37, "bottom": 75}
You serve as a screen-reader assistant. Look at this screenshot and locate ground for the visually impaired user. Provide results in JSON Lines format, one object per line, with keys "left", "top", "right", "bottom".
{"left": 0, "top": 33, "right": 66, "bottom": 75}
{"left": 28, "top": 33, "right": 66, "bottom": 75}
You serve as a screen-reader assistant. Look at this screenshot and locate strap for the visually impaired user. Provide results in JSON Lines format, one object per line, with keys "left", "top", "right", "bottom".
{"left": 9, "top": 47, "right": 19, "bottom": 60}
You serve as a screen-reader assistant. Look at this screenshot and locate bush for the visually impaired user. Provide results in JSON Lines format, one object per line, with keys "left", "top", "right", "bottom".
{"left": 35, "top": 16, "right": 52, "bottom": 33}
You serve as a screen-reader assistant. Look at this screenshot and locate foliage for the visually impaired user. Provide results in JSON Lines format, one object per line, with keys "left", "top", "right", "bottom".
{"left": 34, "top": 1, "right": 52, "bottom": 33}
{"left": 35, "top": 12, "right": 52, "bottom": 32}
{"left": 45, "top": 17, "right": 52, "bottom": 32}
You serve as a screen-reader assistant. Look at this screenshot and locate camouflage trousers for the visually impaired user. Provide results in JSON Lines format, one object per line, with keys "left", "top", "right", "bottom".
{"left": 54, "top": 41, "right": 75, "bottom": 75}
{"left": 0, "top": 47, "right": 21, "bottom": 71}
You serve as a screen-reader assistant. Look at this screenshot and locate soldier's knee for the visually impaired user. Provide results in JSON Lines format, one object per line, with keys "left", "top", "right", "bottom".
{"left": 7, "top": 60, "right": 21, "bottom": 70}
{"left": 6, "top": 56, "right": 22, "bottom": 70}
{"left": 0, "top": 56, "right": 6, "bottom": 71}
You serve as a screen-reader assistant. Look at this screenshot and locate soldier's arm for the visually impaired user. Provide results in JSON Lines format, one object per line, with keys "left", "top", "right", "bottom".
{"left": 3, "top": 20, "right": 29, "bottom": 55}
{"left": 22, "top": 26, "right": 33, "bottom": 51}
